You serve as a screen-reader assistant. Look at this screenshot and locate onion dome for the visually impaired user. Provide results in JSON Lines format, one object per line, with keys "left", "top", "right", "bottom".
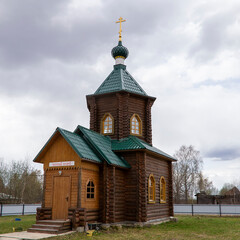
{"left": 111, "top": 41, "right": 129, "bottom": 60}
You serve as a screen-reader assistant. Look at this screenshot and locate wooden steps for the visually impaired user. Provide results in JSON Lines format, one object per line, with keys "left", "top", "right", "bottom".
{"left": 28, "top": 220, "right": 71, "bottom": 234}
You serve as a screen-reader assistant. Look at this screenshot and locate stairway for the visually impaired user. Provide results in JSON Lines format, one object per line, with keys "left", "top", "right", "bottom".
{"left": 28, "top": 219, "right": 71, "bottom": 234}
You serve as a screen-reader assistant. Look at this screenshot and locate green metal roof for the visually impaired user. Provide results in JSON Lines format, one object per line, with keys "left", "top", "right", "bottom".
{"left": 34, "top": 125, "right": 174, "bottom": 168}
{"left": 94, "top": 64, "right": 147, "bottom": 96}
{"left": 58, "top": 128, "right": 102, "bottom": 163}
{"left": 112, "top": 136, "right": 177, "bottom": 161}
{"left": 33, "top": 127, "right": 102, "bottom": 163}
{"left": 75, "top": 126, "right": 131, "bottom": 168}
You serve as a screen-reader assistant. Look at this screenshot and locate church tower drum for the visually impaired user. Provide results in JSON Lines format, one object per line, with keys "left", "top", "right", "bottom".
{"left": 86, "top": 21, "right": 155, "bottom": 144}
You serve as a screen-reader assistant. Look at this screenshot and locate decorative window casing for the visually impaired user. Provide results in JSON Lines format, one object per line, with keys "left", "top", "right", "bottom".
{"left": 148, "top": 174, "right": 156, "bottom": 203}
{"left": 130, "top": 114, "right": 142, "bottom": 136}
{"left": 101, "top": 113, "right": 114, "bottom": 135}
{"left": 86, "top": 180, "right": 95, "bottom": 199}
{"left": 160, "top": 176, "right": 166, "bottom": 203}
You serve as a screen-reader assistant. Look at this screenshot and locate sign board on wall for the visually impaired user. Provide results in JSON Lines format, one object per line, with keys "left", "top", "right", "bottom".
{"left": 49, "top": 161, "right": 75, "bottom": 167}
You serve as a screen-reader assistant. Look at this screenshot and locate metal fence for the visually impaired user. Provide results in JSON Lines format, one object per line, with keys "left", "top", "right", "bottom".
{"left": 2, "top": 203, "right": 240, "bottom": 217}
{"left": 0, "top": 204, "right": 41, "bottom": 216}
{"left": 174, "top": 204, "right": 240, "bottom": 216}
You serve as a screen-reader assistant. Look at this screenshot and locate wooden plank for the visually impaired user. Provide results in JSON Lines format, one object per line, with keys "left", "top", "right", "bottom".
{"left": 52, "top": 176, "right": 70, "bottom": 219}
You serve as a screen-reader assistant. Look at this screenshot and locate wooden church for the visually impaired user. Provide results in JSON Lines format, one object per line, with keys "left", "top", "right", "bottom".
{"left": 29, "top": 18, "right": 176, "bottom": 233}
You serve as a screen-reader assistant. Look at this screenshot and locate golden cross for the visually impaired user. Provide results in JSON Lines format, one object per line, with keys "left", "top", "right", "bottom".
{"left": 116, "top": 17, "right": 126, "bottom": 41}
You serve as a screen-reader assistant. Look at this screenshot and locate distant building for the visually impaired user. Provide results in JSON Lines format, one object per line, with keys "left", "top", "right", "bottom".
{"left": 196, "top": 187, "right": 240, "bottom": 204}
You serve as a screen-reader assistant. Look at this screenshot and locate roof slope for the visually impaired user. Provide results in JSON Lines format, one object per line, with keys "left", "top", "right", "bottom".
{"left": 34, "top": 126, "right": 174, "bottom": 167}
{"left": 75, "top": 126, "right": 131, "bottom": 168}
{"left": 224, "top": 187, "right": 240, "bottom": 196}
{"left": 58, "top": 128, "right": 102, "bottom": 163}
{"left": 33, "top": 127, "right": 102, "bottom": 163}
{"left": 112, "top": 136, "right": 177, "bottom": 161}
{"left": 94, "top": 64, "right": 147, "bottom": 96}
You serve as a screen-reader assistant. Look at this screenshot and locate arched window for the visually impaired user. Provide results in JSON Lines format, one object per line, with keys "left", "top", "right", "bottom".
{"left": 160, "top": 176, "right": 166, "bottom": 203}
{"left": 87, "top": 180, "right": 95, "bottom": 199}
{"left": 148, "top": 174, "right": 155, "bottom": 203}
{"left": 130, "top": 114, "right": 142, "bottom": 135}
{"left": 101, "top": 113, "right": 113, "bottom": 135}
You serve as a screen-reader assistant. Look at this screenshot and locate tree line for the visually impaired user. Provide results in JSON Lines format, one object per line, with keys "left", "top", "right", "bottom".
{"left": 0, "top": 159, "right": 43, "bottom": 204}
{"left": 172, "top": 145, "right": 236, "bottom": 203}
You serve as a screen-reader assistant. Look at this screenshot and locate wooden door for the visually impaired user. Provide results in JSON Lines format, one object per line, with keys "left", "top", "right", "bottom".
{"left": 52, "top": 176, "right": 70, "bottom": 219}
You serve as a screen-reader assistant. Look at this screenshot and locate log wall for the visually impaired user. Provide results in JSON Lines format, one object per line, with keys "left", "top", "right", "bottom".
{"left": 115, "top": 168, "right": 126, "bottom": 222}
{"left": 36, "top": 207, "right": 52, "bottom": 221}
{"left": 120, "top": 151, "right": 147, "bottom": 222}
{"left": 86, "top": 92, "right": 155, "bottom": 144}
{"left": 145, "top": 153, "right": 173, "bottom": 221}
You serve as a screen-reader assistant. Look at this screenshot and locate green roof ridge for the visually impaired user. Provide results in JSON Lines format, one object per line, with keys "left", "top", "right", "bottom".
{"left": 75, "top": 125, "right": 131, "bottom": 168}
{"left": 112, "top": 135, "right": 176, "bottom": 161}
{"left": 34, "top": 127, "right": 102, "bottom": 164}
{"left": 76, "top": 125, "right": 112, "bottom": 165}
{"left": 33, "top": 129, "right": 59, "bottom": 162}
{"left": 128, "top": 135, "right": 146, "bottom": 149}
{"left": 57, "top": 127, "right": 84, "bottom": 160}
{"left": 120, "top": 68, "right": 124, "bottom": 89}
{"left": 57, "top": 127, "right": 102, "bottom": 163}
{"left": 124, "top": 69, "right": 147, "bottom": 95}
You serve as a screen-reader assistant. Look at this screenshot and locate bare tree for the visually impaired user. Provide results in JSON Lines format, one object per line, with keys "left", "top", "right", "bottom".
{"left": 2, "top": 158, "right": 43, "bottom": 203}
{"left": 0, "top": 159, "right": 7, "bottom": 193}
{"left": 173, "top": 145, "right": 203, "bottom": 203}
{"left": 197, "top": 172, "right": 218, "bottom": 195}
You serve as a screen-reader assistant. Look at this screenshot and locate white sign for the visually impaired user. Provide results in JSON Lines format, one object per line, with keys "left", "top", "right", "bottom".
{"left": 49, "top": 161, "right": 75, "bottom": 167}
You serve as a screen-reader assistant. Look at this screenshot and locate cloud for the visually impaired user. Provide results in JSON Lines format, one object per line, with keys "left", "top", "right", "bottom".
{"left": 205, "top": 148, "right": 240, "bottom": 161}
{"left": 189, "top": 3, "right": 240, "bottom": 62}
{"left": 0, "top": 0, "right": 240, "bottom": 190}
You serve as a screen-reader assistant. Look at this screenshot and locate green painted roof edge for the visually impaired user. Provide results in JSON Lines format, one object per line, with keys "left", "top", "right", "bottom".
{"left": 75, "top": 125, "right": 131, "bottom": 168}
{"left": 57, "top": 127, "right": 85, "bottom": 160}
{"left": 33, "top": 127, "right": 102, "bottom": 164}
{"left": 33, "top": 128, "right": 59, "bottom": 162}
{"left": 94, "top": 69, "right": 115, "bottom": 95}
{"left": 139, "top": 140, "right": 177, "bottom": 161}
{"left": 124, "top": 69, "right": 147, "bottom": 96}
{"left": 112, "top": 135, "right": 176, "bottom": 161}
{"left": 75, "top": 125, "right": 112, "bottom": 165}
{"left": 114, "top": 153, "right": 131, "bottom": 169}
{"left": 87, "top": 89, "right": 156, "bottom": 100}
{"left": 120, "top": 68, "right": 124, "bottom": 90}
{"left": 58, "top": 127, "right": 102, "bottom": 163}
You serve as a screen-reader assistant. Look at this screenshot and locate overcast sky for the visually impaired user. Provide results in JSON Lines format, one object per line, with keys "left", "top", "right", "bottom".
{"left": 0, "top": 0, "right": 240, "bottom": 190}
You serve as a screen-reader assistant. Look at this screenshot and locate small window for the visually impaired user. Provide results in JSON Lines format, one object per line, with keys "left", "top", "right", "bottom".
{"left": 160, "top": 176, "right": 166, "bottom": 203}
{"left": 87, "top": 180, "right": 95, "bottom": 199}
{"left": 148, "top": 174, "right": 155, "bottom": 203}
{"left": 130, "top": 114, "right": 142, "bottom": 135}
{"left": 102, "top": 113, "right": 114, "bottom": 135}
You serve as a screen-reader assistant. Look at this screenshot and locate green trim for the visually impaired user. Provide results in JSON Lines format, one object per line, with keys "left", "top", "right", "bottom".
{"left": 75, "top": 125, "right": 131, "bottom": 168}
{"left": 57, "top": 127, "right": 84, "bottom": 159}
{"left": 112, "top": 135, "right": 177, "bottom": 161}
{"left": 33, "top": 127, "right": 102, "bottom": 164}
{"left": 77, "top": 126, "right": 112, "bottom": 165}
{"left": 93, "top": 64, "right": 147, "bottom": 96}
{"left": 33, "top": 129, "right": 58, "bottom": 162}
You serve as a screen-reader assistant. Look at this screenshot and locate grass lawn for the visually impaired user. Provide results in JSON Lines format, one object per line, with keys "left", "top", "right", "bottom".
{"left": 1, "top": 215, "right": 240, "bottom": 239}
{"left": 0, "top": 215, "right": 35, "bottom": 234}
{"left": 49, "top": 216, "right": 240, "bottom": 240}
